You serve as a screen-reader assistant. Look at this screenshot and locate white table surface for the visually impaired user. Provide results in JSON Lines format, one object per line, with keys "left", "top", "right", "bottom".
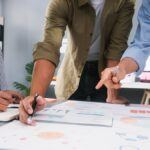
{"left": 0, "top": 101, "right": 150, "bottom": 150}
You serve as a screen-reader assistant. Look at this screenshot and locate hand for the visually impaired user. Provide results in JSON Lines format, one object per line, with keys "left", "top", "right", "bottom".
{"left": 96, "top": 66, "right": 126, "bottom": 89}
{"left": 5, "top": 90, "right": 24, "bottom": 104}
{"left": 107, "top": 88, "right": 129, "bottom": 105}
{"left": 19, "top": 95, "right": 46, "bottom": 125}
{"left": 0, "top": 90, "right": 23, "bottom": 111}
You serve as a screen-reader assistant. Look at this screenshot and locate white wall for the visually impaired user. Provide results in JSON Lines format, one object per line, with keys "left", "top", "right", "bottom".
{"left": 2, "top": 0, "right": 49, "bottom": 89}
{"left": 0, "top": 0, "right": 2, "bottom": 16}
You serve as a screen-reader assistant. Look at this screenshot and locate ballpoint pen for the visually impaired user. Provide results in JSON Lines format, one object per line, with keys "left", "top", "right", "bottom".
{"left": 27, "top": 93, "right": 39, "bottom": 124}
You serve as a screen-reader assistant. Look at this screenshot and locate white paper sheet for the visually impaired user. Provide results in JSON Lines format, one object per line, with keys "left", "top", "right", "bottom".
{"left": 0, "top": 108, "right": 19, "bottom": 121}
{"left": 34, "top": 101, "right": 113, "bottom": 127}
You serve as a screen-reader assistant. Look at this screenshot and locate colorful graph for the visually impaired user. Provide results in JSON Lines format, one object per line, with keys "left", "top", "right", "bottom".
{"left": 119, "top": 145, "right": 140, "bottom": 150}
{"left": 37, "top": 131, "right": 64, "bottom": 140}
{"left": 116, "top": 132, "right": 149, "bottom": 142}
{"left": 120, "top": 117, "right": 150, "bottom": 129}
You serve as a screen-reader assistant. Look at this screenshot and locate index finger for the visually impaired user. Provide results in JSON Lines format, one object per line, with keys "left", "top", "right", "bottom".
{"left": 22, "top": 97, "right": 34, "bottom": 115}
{"left": 95, "top": 78, "right": 105, "bottom": 89}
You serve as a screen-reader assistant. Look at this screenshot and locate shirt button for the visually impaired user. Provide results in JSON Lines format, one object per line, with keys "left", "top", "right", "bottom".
{"left": 90, "top": 33, "right": 93, "bottom": 36}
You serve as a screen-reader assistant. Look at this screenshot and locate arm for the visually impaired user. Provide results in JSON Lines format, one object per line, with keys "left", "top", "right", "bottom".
{"left": 31, "top": 0, "right": 70, "bottom": 96}
{"left": 103, "top": 0, "right": 135, "bottom": 104}
{"left": 19, "top": 0, "right": 69, "bottom": 124}
{"left": 121, "top": 0, "right": 150, "bottom": 75}
{"left": 0, "top": 90, "right": 23, "bottom": 111}
{"left": 30, "top": 60, "right": 55, "bottom": 97}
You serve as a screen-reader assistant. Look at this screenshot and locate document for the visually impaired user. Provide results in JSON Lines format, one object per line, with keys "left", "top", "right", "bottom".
{"left": 34, "top": 101, "right": 113, "bottom": 127}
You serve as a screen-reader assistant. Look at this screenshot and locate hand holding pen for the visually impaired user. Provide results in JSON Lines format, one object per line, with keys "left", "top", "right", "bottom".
{"left": 19, "top": 93, "right": 46, "bottom": 125}
{"left": 27, "top": 93, "right": 39, "bottom": 125}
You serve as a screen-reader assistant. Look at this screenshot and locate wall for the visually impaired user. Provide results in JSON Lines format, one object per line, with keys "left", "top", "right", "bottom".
{"left": 2, "top": 0, "right": 49, "bottom": 89}
{"left": 0, "top": 0, "right": 2, "bottom": 16}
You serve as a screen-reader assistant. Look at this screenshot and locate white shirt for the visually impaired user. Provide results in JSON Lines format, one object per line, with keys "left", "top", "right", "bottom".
{"left": 87, "top": 0, "right": 105, "bottom": 61}
{"left": 90, "top": 0, "right": 104, "bottom": 15}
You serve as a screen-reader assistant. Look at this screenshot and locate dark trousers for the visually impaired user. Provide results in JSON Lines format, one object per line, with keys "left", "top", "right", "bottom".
{"left": 69, "top": 61, "right": 107, "bottom": 102}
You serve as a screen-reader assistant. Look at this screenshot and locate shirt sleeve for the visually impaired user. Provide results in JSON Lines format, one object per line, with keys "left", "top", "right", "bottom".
{"left": 33, "top": 0, "right": 69, "bottom": 67}
{"left": 105, "top": 0, "right": 135, "bottom": 60}
{"left": 122, "top": 0, "right": 150, "bottom": 75}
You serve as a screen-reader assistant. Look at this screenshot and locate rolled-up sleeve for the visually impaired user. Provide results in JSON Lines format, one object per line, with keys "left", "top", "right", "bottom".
{"left": 33, "top": 0, "right": 69, "bottom": 67}
{"left": 122, "top": 0, "right": 150, "bottom": 75}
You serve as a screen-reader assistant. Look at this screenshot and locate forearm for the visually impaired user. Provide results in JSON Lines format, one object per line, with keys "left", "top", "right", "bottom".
{"left": 30, "top": 60, "right": 55, "bottom": 97}
{"left": 118, "top": 57, "right": 139, "bottom": 75}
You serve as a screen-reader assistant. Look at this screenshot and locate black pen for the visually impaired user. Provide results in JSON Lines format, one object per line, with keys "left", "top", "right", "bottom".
{"left": 27, "top": 93, "right": 39, "bottom": 124}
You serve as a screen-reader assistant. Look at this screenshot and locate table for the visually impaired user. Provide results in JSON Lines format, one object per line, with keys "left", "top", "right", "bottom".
{"left": 0, "top": 101, "right": 149, "bottom": 150}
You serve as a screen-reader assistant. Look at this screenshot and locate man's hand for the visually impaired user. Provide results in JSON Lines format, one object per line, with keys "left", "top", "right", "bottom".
{"left": 19, "top": 96, "right": 46, "bottom": 125}
{"left": 96, "top": 66, "right": 126, "bottom": 89}
{"left": 0, "top": 90, "right": 23, "bottom": 111}
{"left": 107, "top": 88, "right": 129, "bottom": 104}
{"left": 5, "top": 90, "right": 24, "bottom": 104}
{"left": 96, "top": 66, "right": 129, "bottom": 104}
{"left": 19, "top": 96, "right": 57, "bottom": 125}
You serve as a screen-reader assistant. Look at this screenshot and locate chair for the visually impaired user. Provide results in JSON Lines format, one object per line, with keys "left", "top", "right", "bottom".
{"left": 141, "top": 90, "right": 150, "bottom": 105}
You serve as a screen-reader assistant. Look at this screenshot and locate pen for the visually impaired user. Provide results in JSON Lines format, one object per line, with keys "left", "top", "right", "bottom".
{"left": 27, "top": 93, "right": 39, "bottom": 124}
{"left": 12, "top": 95, "right": 20, "bottom": 104}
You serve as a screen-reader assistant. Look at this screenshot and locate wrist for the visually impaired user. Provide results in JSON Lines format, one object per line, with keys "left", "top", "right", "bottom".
{"left": 112, "top": 66, "right": 126, "bottom": 81}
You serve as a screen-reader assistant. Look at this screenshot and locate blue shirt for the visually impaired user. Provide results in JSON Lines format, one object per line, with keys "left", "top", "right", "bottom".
{"left": 122, "top": 0, "right": 150, "bottom": 75}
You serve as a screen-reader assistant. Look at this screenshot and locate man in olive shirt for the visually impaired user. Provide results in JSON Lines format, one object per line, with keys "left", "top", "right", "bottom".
{"left": 19, "top": 0, "right": 134, "bottom": 124}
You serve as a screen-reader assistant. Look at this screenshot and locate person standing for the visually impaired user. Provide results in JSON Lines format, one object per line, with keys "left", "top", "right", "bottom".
{"left": 19, "top": 0, "right": 135, "bottom": 124}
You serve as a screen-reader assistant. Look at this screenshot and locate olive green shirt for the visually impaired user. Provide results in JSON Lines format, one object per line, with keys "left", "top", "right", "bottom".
{"left": 33, "top": 0, "right": 135, "bottom": 100}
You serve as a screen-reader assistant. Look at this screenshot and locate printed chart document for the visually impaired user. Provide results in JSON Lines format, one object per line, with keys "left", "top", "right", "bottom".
{"left": 34, "top": 100, "right": 150, "bottom": 127}
{"left": 34, "top": 101, "right": 113, "bottom": 127}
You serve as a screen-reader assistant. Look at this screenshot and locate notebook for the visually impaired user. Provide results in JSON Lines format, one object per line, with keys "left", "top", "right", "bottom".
{"left": 0, "top": 104, "right": 19, "bottom": 121}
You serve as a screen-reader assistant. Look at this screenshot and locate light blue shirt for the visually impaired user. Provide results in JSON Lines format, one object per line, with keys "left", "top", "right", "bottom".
{"left": 122, "top": 0, "right": 150, "bottom": 75}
